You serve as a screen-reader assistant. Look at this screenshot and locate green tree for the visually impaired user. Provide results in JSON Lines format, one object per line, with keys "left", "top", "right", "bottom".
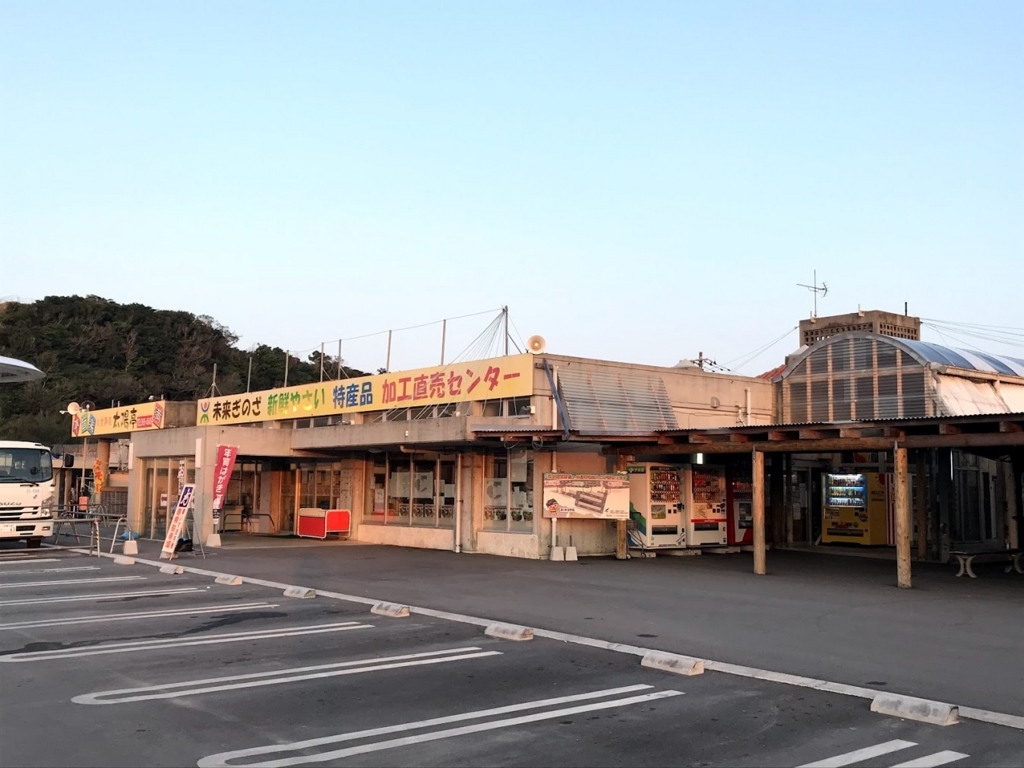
{"left": 0, "top": 296, "right": 366, "bottom": 443}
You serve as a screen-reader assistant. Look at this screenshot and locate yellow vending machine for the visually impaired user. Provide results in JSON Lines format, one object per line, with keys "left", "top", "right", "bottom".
{"left": 627, "top": 464, "right": 686, "bottom": 549}
{"left": 821, "top": 472, "right": 889, "bottom": 545}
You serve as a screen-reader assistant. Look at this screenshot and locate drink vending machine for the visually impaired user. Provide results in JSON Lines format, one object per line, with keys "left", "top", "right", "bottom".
{"left": 627, "top": 464, "right": 686, "bottom": 549}
{"left": 726, "top": 464, "right": 753, "bottom": 547}
{"left": 821, "top": 472, "right": 889, "bottom": 545}
{"left": 686, "top": 465, "right": 728, "bottom": 547}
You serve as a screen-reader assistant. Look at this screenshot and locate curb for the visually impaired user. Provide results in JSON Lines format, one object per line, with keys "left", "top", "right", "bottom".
{"left": 371, "top": 602, "right": 411, "bottom": 618}
{"left": 484, "top": 622, "right": 534, "bottom": 642}
{"left": 640, "top": 650, "right": 704, "bottom": 676}
{"left": 870, "top": 693, "right": 960, "bottom": 726}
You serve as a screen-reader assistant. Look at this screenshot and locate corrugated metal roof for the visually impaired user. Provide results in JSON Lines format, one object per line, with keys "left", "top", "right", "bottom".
{"left": 557, "top": 366, "right": 678, "bottom": 435}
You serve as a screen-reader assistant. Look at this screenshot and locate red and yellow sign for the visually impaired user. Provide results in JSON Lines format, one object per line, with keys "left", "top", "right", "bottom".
{"left": 71, "top": 401, "right": 167, "bottom": 437}
{"left": 196, "top": 354, "right": 535, "bottom": 427}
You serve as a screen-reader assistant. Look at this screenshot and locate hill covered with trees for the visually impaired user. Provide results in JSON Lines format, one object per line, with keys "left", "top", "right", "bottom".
{"left": 0, "top": 296, "right": 366, "bottom": 444}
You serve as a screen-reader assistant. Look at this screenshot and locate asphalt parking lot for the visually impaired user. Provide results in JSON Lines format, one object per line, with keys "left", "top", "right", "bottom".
{"left": 0, "top": 544, "right": 1021, "bottom": 768}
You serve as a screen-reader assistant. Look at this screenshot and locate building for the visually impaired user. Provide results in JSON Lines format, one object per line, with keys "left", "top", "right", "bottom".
{"left": 799, "top": 309, "right": 921, "bottom": 347}
{"left": 71, "top": 352, "right": 774, "bottom": 559}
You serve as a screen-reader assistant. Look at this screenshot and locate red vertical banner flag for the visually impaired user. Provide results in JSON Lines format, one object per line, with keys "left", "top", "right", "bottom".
{"left": 212, "top": 444, "right": 239, "bottom": 516}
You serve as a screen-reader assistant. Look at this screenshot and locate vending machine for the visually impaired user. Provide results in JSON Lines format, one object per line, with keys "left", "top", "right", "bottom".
{"left": 627, "top": 464, "right": 686, "bottom": 549}
{"left": 726, "top": 464, "right": 753, "bottom": 547}
{"left": 686, "top": 465, "right": 728, "bottom": 547}
{"left": 821, "top": 472, "right": 889, "bottom": 545}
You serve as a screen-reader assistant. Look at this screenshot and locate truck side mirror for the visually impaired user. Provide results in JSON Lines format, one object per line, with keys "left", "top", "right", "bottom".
{"left": 63, "top": 454, "right": 74, "bottom": 468}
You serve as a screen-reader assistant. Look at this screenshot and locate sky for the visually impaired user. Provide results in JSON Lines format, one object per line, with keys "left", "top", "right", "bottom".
{"left": 2, "top": 1, "right": 1021, "bottom": 376}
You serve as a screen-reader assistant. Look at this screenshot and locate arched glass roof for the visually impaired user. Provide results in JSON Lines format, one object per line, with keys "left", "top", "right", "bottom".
{"left": 900, "top": 340, "right": 1024, "bottom": 377}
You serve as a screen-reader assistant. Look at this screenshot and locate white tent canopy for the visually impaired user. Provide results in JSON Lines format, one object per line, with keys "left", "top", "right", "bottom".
{"left": 0, "top": 355, "right": 44, "bottom": 384}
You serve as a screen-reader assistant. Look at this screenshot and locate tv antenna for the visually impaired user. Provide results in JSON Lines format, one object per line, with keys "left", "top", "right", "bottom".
{"left": 797, "top": 270, "right": 828, "bottom": 318}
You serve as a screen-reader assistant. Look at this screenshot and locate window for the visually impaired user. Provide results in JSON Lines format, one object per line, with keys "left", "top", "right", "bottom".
{"left": 855, "top": 376, "right": 875, "bottom": 419}
{"left": 811, "top": 380, "right": 829, "bottom": 423}
{"left": 387, "top": 458, "right": 410, "bottom": 524}
{"left": 364, "top": 457, "right": 386, "bottom": 523}
{"left": 831, "top": 340, "right": 850, "bottom": 372}
{"left": 483, "top": 455, "right": 508, "bottom": 530}
{"left": 377, "top": 454, "right": 455, "bottom": 529}
{"left": 0, "top": 448, "right": 52, "bottom": 483}
{"left": 832, "top": 379, "right": 851, "bottom": 421}
{"left": 509, "top": 450, "right": 534, "bottom": 532}
{"left": 299, "top": 466, "right": 316, "bottom": 509}
{"left": 788, "top": 382, "right": 808, "bottom": 423}
{"left": 484, "top": 450, "right": 534, "bottom": 533}
{"left": 901, "top": 371, "right": 926, "bottom": 417}
{"left": 411, "top": 460, "right": 436, "bottom": 527}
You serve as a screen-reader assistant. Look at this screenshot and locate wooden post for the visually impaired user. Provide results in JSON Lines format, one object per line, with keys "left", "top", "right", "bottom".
{"left": 784, "top": 452, "right": 794, "bottom": 546}
{"left": 1011, "top": 452, "right": 1023, "bottom": 550}
{"left": 770, "top": 454, "right": 784, "bottom": 546}
{"left": 915, "top": 450, "right": 928, "bottom": 561}
{"left": 895, "top": 443, "right": 911, "bottom": 588}
{"left": 615, "top": 454, "right": 631, "bottom": 560}
{"left": 752, "top": 449, "right": 766, "bottom": 575}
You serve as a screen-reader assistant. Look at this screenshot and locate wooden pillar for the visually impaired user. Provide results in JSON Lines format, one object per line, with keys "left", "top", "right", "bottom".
{"left": 915, "top": 450, "right": 928, "bottom": 561}
{"left": 895, "top": 443, "right": 911, "bottom": 588}
{"left": 614, "top": 454, "right": 631, "bottom": 560}
{"left": 770, "top": 454, "right": 784, "bottom": 547}
{"left": 752, "top": 449, "right": 766, "bottom": 575}
{"left": 784, "top": 452, "right": 794, "bottom": 546}
{"left": 1011, "top": 452, "right": 1023, "bottom": 550}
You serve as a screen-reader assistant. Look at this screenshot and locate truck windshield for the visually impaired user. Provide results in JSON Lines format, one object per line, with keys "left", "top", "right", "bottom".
{"left": 0, "top": 449, "right": 53, "bottom": 483}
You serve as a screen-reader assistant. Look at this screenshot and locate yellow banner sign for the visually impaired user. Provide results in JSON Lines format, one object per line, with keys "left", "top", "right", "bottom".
{"left": 196, "top": 353, "right": 535, "bottom": 427}
{"left": 71, "top": 401, "right": 168, "bottom": 437}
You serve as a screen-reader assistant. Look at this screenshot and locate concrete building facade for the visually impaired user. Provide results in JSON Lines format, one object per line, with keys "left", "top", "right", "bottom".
{"left": 88, "top": 352, "right": 774, "bottom": 559}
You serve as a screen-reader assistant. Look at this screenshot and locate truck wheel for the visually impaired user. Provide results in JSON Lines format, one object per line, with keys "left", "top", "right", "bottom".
{"left": 27, "top": 538, "right": 42, "bottom": 549}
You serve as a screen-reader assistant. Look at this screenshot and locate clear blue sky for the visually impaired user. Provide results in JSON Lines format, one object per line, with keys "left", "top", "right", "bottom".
{"left": 2, "top": 1, "right": 1021, "bottom": 374}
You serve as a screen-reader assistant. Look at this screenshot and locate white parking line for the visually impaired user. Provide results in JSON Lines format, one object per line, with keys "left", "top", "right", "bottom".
{"left": 0, "top": 602, "right": 279, "bottom": 630}
{"left": 84, "top": 547, "right": 1024, "bottom": 736}
{"left": 798, "top": 740, "right": 919, "bottom": 767}
{"left": 0, "top": 587, "right": 202, "bottom": 606}
{"left": 0, "top": 558, "right": 61, "bottom": 565}
{"left": 891, "top": 752, "right": 969, "bottom": 768}
{"left": 2, "top": 621, "right": 372, "bottom": 662}
{"left": 0, "top": 566, "right": 101, "bottom": 576}
{"left": 198, "top": 687, "right": 683, "bottom": 767}
{"left": 0, "top": 576, "right": 146, "bottom": 589}
{"left": 75, "top": 646, "right": 504, "bottom": 705}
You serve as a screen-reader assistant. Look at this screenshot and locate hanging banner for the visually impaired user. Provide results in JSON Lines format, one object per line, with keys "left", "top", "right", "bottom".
{"left": 542, "top": 473, "right": 630, "bottom": 520}
{"left": 211, "top": 445, "right": 239, "bottom": 512}
{"left": 161, "top": 484, "right": 195, "bottom": 559}
{"left": 195, "top": 353, "right": 534, "bottom": 427}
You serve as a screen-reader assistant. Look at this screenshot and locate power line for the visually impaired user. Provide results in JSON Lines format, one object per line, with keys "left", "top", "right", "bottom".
{"left": 724, "top": 326, "right": 798, "bottom": 371}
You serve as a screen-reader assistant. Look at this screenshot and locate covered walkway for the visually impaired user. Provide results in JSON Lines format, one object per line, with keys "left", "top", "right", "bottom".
{"left": 606, "top": 411, "right": 1024, "bottom": 588}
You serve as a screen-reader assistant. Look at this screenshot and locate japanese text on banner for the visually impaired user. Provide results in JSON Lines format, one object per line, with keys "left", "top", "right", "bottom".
{"left": 196, "top": 353, "right": 533, "bottom": 426}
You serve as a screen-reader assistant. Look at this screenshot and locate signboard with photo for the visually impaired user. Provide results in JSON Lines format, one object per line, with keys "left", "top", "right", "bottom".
{"left": 542, "top": 473, "right": 629, "bottom": 520}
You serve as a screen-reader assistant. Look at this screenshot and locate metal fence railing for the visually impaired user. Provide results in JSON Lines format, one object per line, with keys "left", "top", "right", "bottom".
{"left": 51, "top": 504, "right": 136, "bottom": 555}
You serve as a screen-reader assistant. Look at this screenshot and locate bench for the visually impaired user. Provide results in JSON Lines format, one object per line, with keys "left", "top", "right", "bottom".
{"left": 950, "top": 548, "right": 1023, "bottom": 578}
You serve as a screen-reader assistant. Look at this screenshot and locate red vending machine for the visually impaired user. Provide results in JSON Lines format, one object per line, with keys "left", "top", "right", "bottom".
{"left": 726, "top": 464, "right": 753, "bottom": 546}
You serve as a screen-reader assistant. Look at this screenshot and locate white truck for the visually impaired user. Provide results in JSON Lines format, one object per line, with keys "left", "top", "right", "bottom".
{"left": 0, "top": 355, "right": 62, "bottom": 548}
{"left": 0, "top": 441, "right": 60, "bottom": 548}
